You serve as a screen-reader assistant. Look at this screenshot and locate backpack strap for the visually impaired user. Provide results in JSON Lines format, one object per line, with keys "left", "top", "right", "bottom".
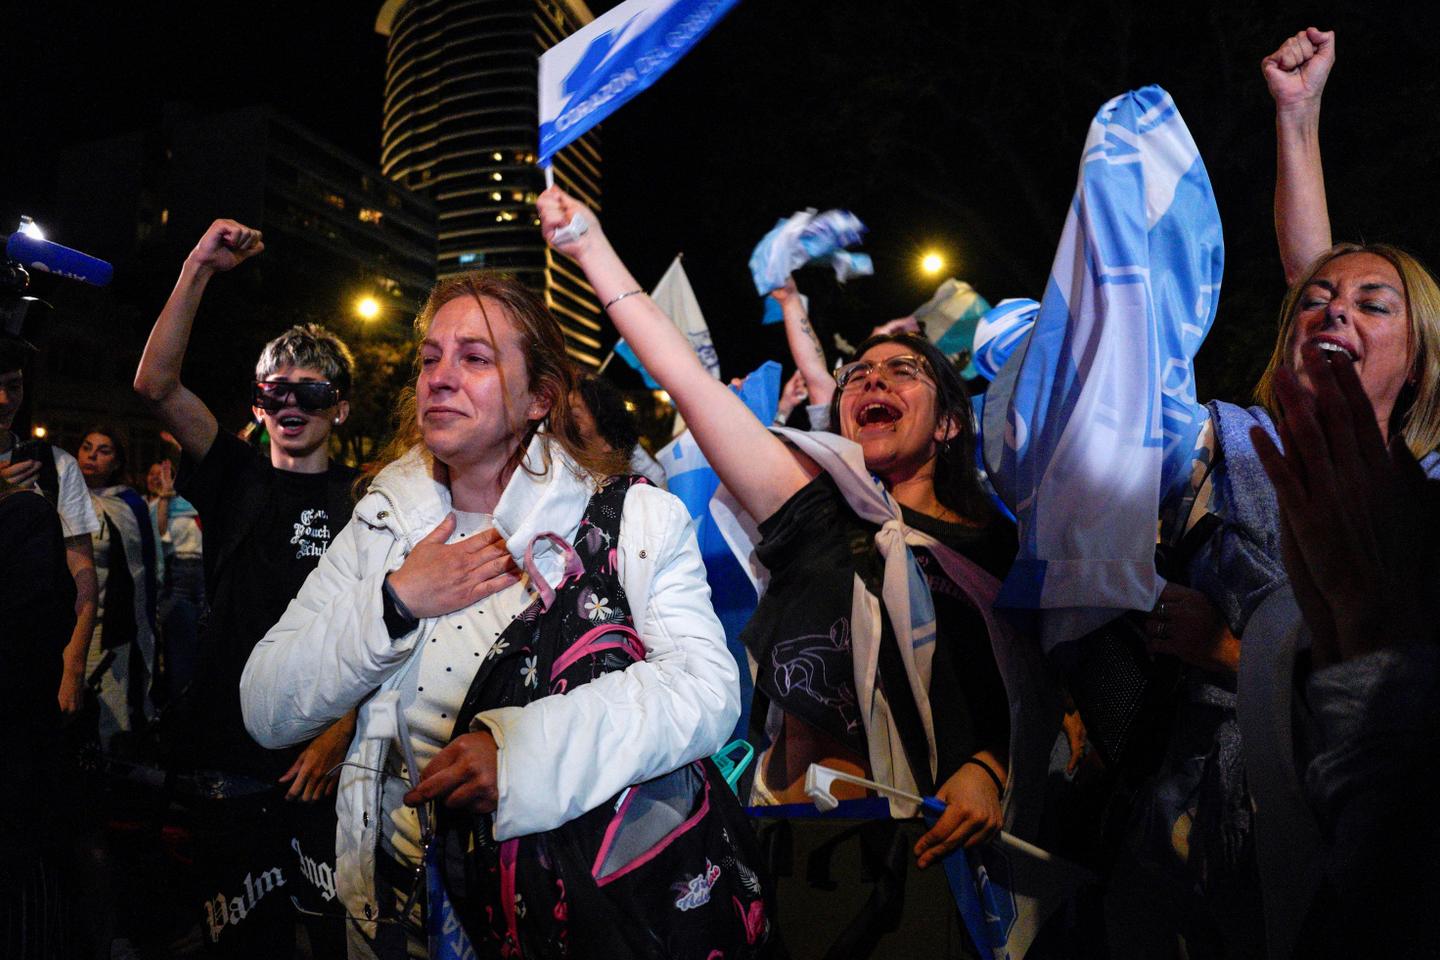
{"left": 450, "top": 475, "right": 649, "bottom": 731}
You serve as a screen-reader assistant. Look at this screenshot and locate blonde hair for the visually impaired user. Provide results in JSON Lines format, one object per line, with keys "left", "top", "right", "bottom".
{"left": 1255, "top": 243, "right": 1440, "bottom": 457}
{"left": 360, "top": 274, "right": 628, "bottom": 493}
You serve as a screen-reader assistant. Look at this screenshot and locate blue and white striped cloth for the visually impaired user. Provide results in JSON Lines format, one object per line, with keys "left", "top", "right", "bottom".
{"left": 983, "top": 85, "right": 1223, "bottom": 652}
{"left": 972, "top": 298, "right": 1040, "bottom": 383}
{"left": 748, "top": 208, "right": 873, "bottom": 296}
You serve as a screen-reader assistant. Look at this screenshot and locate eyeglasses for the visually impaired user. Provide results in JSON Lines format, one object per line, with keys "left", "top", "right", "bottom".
{"left": 252, "top": 380, "right": 341, "bottom": 413}
{"left": 834, "top": 354, "right": 934, "bottom": 391}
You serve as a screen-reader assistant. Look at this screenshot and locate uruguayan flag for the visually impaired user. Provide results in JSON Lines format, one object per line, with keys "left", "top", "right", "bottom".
{"left": 914, "top": 278, "right": 993, "bottom": 377}
{"left": 656, "top": 363, "right": 782, "bottom": 741}
{"left": 749, "top": 209, "right": 873, "bottom": 296}
{"left": 983, "top": 85, "right": 1223, "bottom": 652}
{"left": 613, "top": 255, "right": 719, "bottom": 389}
{"left": 538, "top": 0, "right": 739, "bottom": 165}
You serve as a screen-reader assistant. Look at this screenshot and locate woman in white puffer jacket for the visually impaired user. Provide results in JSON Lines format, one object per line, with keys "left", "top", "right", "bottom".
{"left": 240, "top": 274, "right": 738, "bottom": 958}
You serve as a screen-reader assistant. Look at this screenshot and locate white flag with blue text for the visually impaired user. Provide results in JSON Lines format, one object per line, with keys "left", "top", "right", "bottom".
{"left": 538, "top": 0, "right": 739, "bottom": 165}
{"left": 613, "top": 255, "right": 719, "bottom": 389}
{"left": 983, "top": 85, "right": 1223, "bottom": 652}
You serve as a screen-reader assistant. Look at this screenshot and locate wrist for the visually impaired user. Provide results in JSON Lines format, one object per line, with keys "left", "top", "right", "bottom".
{"left": 180, "top": 258, "right": 216, "bottom": 285}
{"left": 1275, "top": 101, "right": 1322, "bottom": 129}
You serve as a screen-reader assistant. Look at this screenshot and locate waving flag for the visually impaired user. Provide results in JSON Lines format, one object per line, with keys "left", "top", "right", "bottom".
{"left": 613, "top": 255, "right": 719, "bottom": 389}
{"left": 748, "top": 209, "right": 873, "bottom": 296}
{"left": 656, "top": 362, "right": 781, "bottom": 741}
{"left": 982, "top": 85, "right": 1223, "bottom": 652}
{"left": 538, "top": 0, "right": 740, "bottom": 165}
{"left": 913, "top": 278, "right": 992, "bottom": 377}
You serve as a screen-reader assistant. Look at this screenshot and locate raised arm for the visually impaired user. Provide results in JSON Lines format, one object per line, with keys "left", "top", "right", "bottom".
{"left": 1262, "top": 27, "right": 1336, "bottom": 285}
{"left": 134, "top": 220, "right": 265, "bottom": 461}
{"left": 773, "top": 277, "right": 836, "bottom": 409}
{"left": 538, "top": 188, "right": 817, "bottom": 523}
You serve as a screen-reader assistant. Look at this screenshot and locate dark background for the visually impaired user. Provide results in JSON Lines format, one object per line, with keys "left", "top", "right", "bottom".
{"left": 4, "top": 0, "right": 1438, "bottom": 407}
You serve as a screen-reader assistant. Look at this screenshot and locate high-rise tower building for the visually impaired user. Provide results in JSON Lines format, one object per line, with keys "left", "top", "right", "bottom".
{"left": 375, "top": 0, "right": 606, "bottom": 367}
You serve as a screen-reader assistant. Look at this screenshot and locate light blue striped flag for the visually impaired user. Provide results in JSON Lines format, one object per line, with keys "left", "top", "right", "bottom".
{"left": 983, "top": 85, "right": 1223, "bottom": 652}
{"left": 656, "top": 362, "right": 782, "bottom": 742}
{"left": 914, "top": 278, "right": 992, "bottom": 377}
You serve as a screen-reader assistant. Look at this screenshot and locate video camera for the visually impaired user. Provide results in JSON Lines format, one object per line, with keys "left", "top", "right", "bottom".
{"left": 1, "top": 215, "right": 113, "bottom": 340}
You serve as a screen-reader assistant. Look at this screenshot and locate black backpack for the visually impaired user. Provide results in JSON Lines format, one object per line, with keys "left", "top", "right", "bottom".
{"left": 439, "top": 476, "right": 776, "bottom": 959}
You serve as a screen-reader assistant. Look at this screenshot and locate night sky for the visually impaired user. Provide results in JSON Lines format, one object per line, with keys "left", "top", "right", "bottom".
{"left": 5, "top": 0, "right": 1440, "bottom": 404}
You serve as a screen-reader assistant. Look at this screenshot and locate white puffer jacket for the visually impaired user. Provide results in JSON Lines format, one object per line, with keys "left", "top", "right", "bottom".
{"left": 240, "top": 436, "right": 737, "bottom": 936}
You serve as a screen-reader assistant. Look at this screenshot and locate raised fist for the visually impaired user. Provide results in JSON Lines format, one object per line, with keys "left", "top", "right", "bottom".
{"left": 1262, "top": 28, "right": 1335, "bottom": 111}
{"left": 188, "top": 219, "right": 265, "bottom": 274}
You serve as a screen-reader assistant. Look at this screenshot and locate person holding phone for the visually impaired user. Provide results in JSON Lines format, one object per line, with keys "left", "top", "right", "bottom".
{"left": 0, "top": 335, "right": 100, "bottom": 716}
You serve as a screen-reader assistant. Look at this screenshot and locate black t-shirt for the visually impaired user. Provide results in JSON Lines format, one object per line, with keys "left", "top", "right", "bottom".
{"left": 178, "top": 431, "right": 355, "bottom": 777}
{"left": 743, "top": 473, "right": 1016, "bottom": 789}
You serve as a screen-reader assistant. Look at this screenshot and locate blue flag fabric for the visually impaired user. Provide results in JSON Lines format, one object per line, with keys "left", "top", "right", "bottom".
{"left": 748, "top": 209, "right": 873, "bottom": 296}
{"left": 538, "top": 0, "right": 740, "bottom": 165}
{"left": 982, "top": 85, "right": 1223, "bottom": 652}
{"left": 972, "top": 299, "right": 1040, "bottom": 383}
{"left": 656, "top": 362, "right": 782, "bottom": 741}
{"left": 613, "top": 338, "right": 662, "bottom": 390}
{"left": 426, "top": 843, "right": 477, "bottom": 960}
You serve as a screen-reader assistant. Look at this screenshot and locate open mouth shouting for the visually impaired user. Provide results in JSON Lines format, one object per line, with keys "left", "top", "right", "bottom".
{"left": 1308, "top": 335, "right": 1359, "bottom": 363}
{"left": 854, "top": 399, "right": 903, "bottom": 433}
{"left": 275, "top": 413, "right": 310, "bottom": 437}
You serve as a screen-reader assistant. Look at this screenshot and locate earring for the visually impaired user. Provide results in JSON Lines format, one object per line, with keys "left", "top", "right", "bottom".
{"left": 333, "top": 417, "right": 341, "bottom": 425}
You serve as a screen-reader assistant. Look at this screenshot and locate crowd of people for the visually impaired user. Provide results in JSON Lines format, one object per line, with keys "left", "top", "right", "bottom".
{"left": 3, "top": 26, "right": 1437, "bottom": 960}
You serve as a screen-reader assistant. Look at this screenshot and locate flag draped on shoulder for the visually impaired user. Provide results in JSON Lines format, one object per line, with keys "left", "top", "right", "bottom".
{"left": 982, "top": 85, "right": 1223, "bottom": 652}
{"left": 538, "top": 0, "right": 740, "bottom": 166}
{"left": 748, "top": 209, "right": 873, "bottom": 296}
{"left": 613, "top": 255, "right": 719, "bottom": 389}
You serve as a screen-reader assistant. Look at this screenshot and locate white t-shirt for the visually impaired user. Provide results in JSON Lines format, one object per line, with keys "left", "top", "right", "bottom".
{"left": 380, "top": 509, "right": 536, "bottom": 863}
{"left": 0, "top": 441, "right": 101, "bottom": 539}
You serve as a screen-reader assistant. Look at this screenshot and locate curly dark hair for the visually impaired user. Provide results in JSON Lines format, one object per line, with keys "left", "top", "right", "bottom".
{"left": 827, "top": 332, "right": 994, "bottom": 523}
{"left": 577, "top": 374, "right": 640, "bottom": 454}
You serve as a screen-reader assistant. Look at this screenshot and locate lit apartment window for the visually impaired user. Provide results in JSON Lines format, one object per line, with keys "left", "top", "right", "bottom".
{"left": 359, "top": 208, "right": 384, "bottom": 225}
{"left": 458, "top": 252, "right": 484, "bottom": 266}
{"left": 492, "top": 151, "right": 504, "bottom": 161}
{"left": 496, "top": 211, "right": 516, "bottom": 222}
{"left": 490, "top": 191, "right": 503, "bottom": 201}
{"left": 324, "top": 193, "right": 346, "bottom": 210}
{"left": 491, "top": 172, "right": 504, "bottom": 182}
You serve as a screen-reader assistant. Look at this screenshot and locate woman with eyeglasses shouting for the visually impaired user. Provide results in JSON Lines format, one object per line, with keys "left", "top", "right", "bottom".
{"left": 537, "top": 189, "right": 1056, "bottom": 957}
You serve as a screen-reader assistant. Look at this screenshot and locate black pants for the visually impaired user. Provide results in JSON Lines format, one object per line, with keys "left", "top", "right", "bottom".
{"left": 753, "top": 816, "right": 977, "bottom": 960}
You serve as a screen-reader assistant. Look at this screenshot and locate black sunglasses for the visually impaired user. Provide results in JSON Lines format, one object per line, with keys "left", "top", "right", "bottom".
{"left": 252, "top": 380, "right": 341, "bottom": 413}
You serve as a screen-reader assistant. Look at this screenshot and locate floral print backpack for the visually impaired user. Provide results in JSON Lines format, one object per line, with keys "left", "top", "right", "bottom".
{"left": 439, "top": 476, "right": 775, "bottom": 959}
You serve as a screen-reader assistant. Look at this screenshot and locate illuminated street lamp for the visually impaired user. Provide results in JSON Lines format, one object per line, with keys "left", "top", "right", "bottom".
{"left": 920, "top": 251, "right": 945, "bottom": 276}
{"left": 355, "top": 295, "right": 381, "bottom": 321}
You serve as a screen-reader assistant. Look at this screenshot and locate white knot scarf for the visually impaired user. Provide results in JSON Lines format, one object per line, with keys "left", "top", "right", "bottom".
{"left": 770, "top": 428, "right": 1055, "bottom": 824}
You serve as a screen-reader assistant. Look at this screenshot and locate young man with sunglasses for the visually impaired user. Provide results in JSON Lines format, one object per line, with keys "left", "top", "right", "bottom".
{"left": 135, "top": 219, "right": 356, "bottom": 958}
